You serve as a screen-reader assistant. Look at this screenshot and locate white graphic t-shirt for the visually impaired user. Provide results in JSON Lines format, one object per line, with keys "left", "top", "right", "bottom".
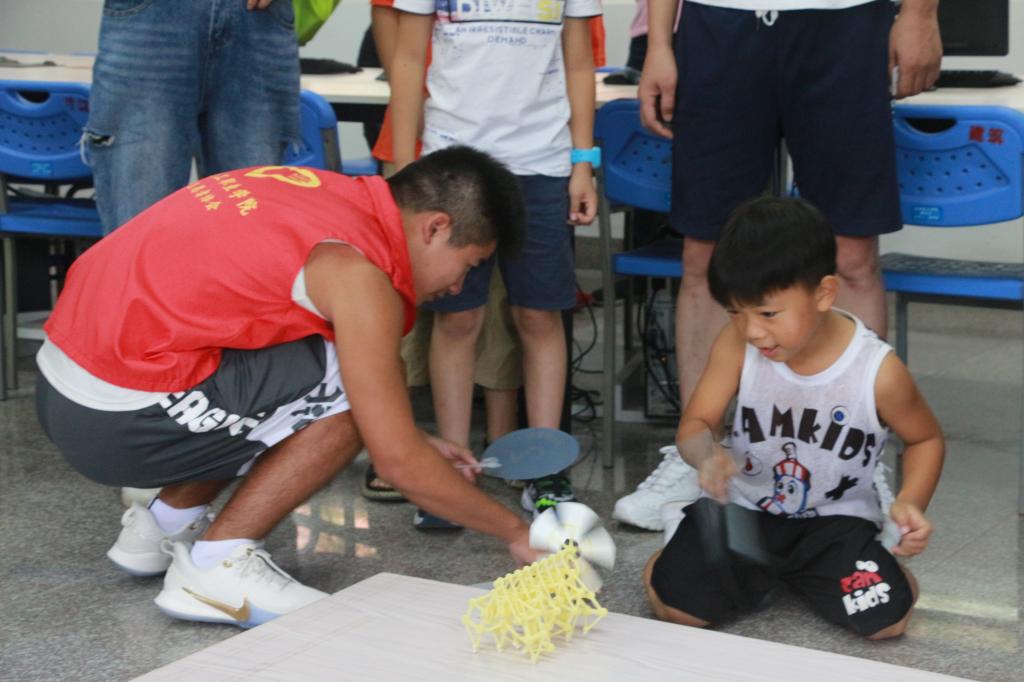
{"left": 728, "top": 312, "right": 891, "bottom": 525}
{"left": 393, "top": 0, "right": 603, "bottom": 177}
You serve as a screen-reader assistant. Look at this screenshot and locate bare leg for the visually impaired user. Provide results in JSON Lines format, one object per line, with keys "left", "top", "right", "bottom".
{"left": 835, "top": 235, "right": 887, "bottom": 339}
{"left": 203, "top": 410, "right": 363, "bottom": 541}
{"left": 484, "top": 388, "right": 518, "bottom": 443}
{"left": 676, "top": 238, "right": 729, "bottom": 407}
{"left": 643, "top": 550, "right": 710, "bottom": 627}
{"left": 511, "top": 307, "right": 566, "bottom": 429}
{"left": 429, "top": 308, "right": 486, "bottom": 446}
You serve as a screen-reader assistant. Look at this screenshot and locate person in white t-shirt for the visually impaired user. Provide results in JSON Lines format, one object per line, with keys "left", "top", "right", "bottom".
{"left": 614, "top": 0, "right": 942, "bottom": 531}
{"left": 388, "top": 0, "right": 601, "bottom": 515}
{"left": 645, "top": 196, "right": 944, "bottom": 638}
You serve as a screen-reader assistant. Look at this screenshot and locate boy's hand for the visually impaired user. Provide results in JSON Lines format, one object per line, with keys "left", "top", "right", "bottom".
{"left": 698, "top": 446, "right": 737, "bottom": 503}
{"left": 568, "top": 165, "right": 597, "bottom": 226}
{"left": 423, "top": 432, "right": 479, "bottom": 483}
{"left": 888, "top": 500, "right": 933, "bottom": 556}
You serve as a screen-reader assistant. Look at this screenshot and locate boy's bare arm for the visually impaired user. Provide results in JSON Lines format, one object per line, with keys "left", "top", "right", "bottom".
{"left": 875, "top": 352, "right": 945, "bottom": 556}
{"left": 676, "top": 324, "right": 745, "bottom": 499}
{"left": 304, "top": 244, "right": 535, "bottom": 563}
{"left": 390, "top": 11, "right": 433, "bottom": 169}
{"left": 370, "top": 5, "right": 400, "bottom": 74}
{"left": 561, "top": 16, "right": 597, "bottom": 225}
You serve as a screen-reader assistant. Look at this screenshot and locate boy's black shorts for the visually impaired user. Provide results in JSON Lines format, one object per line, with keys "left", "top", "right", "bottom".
{"left": 649, "top": 502, "right": 914, "bottom": 636}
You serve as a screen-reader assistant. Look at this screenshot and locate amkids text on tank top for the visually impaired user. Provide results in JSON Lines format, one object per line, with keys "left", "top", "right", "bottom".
{"left": 728, "top": 312, "right": 891, "bottom": 525}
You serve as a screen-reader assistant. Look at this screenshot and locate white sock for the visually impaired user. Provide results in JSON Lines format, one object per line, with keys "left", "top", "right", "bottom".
{"left": 148, "top": 498, "right": 208, "bottom": 534}
{"left": 191, "top": 539, "right": 257, "bottom": 570}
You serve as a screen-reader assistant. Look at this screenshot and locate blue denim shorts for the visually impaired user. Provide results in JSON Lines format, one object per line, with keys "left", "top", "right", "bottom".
{"left": 85, "top": 0, "right": 300, "bottom": 232}
{"left": 426, "top": 174, "right": 575, "bottom": 313}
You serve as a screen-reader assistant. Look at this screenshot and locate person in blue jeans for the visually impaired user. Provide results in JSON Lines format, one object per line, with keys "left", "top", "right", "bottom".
{"left": 84, "top": 0, "right": 300, "bottom": 233}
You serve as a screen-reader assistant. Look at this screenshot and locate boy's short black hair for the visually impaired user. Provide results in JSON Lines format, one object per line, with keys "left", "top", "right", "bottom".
{"left": 708, "top": 195, "right": 837, "bottom": 307}
{"left": 386, "top": 146, "right": 525, "bottom": 259}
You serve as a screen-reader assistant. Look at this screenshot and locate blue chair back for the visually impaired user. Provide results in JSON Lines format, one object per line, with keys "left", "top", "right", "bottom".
{"left": 0, "top": 80, "right": 92, "bottom": 181}
{"left": 595, "top": 99, "right": 672, "bottom": 213}
{"left": 283, "top": 89, "right": 341, "bottom": 171}
{"left": 893, "top": 104, "right": 1024, "bottom": 227}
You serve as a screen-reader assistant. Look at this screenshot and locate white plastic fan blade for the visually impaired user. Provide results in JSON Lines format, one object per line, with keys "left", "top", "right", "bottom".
{"left": 576, "top": 558, "right": 603, "bottom": 593}
{"left": 553, "top": 502, "right": 599, "bottom": 541}
{"left": 529, "top": 507, "right": 568, "bottom": 553}
{"left": 578, "top": 525, "right": 616, "bottom": 570}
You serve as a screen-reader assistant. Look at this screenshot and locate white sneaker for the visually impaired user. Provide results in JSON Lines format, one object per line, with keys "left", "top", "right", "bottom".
{"left": 154, "top": 541, "right": 327, "bottom": 628}
{"left": 613, "top": 445, "right": 700, "bottom": 530}
{"left": 107, "top": 503, "right": 211, "bottom": 577}
{"left": 120, "top": 487, "right": 162, "bottom": 508}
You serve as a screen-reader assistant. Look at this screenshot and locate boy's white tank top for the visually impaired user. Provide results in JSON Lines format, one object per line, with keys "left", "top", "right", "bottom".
{"left": 728, "top": 312, "right": 891, "bottom": 525}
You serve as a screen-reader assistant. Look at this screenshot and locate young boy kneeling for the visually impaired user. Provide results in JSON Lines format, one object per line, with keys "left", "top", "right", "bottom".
{"left": 644, "top": 196, "right": 944, "bottom": 639}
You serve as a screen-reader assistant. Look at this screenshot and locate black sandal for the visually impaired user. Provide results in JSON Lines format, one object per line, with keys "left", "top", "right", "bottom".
{"left": 361, "top": 463, "right": 407, "bottom": 501}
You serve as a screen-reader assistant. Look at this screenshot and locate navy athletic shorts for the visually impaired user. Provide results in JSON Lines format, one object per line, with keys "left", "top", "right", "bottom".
{"left": 670, "top": 0, "right": 903, "bottom": 239}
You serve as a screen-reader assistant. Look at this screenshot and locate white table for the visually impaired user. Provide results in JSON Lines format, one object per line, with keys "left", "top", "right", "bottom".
{"left": 0, "top": 52, "right": 639, "bottom": 113}
{"left": 132, "top": 572, "right": 971, "bottom": 682}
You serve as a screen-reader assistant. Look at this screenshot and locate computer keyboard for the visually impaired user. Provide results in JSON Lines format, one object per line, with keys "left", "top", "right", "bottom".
{"left": 934, "top": 69, "right": 1021, "bottom": 89}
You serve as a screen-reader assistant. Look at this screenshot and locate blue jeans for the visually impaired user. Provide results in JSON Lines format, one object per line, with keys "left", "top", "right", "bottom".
{"left": 85, "top": 0, "right": 300, "bottom": 233}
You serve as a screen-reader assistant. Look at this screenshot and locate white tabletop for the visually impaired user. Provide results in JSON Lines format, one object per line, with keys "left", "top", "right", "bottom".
{"left": 8, "top": 52, "right": 1018, "bottom": 111}
{"left": 131, "top": 572, "right": 971, "bottom": 682}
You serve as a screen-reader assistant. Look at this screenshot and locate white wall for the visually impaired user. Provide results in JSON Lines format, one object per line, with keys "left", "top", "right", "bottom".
{"left": 2, "top": 0, "right": 1022, "bottom": 260}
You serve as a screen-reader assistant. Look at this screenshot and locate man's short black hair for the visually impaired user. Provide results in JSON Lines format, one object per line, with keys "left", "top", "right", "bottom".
{"left": 708, "top": 195, "right": 837, "bottom": 307}
{"left": 386, "top": 146, "right": 525, "bottom": 259}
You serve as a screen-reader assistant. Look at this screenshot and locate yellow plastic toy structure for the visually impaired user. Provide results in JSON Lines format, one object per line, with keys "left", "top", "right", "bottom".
{"left": 462, "top": 540, "right": 608, "bottom": 663}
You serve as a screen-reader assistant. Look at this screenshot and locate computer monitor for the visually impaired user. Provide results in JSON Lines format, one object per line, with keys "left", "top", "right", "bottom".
{"left": 939, "top": 0, "right": 1010, "bottom": 56}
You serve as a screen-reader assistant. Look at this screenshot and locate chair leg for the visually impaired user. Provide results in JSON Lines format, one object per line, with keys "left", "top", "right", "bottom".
{"left": 1020, "top": 310, "right": 1024, "bottom": 515}
{"left": 893, "top": 293, "right": 909, "bottom": 490}
{"left": 895, "top": 293, "right": 909, "bottom": 364}
{"left": 598, "top": 187, "right": 616, "bottom": 469}
{"left": 0, "top": 238, "right": 5, "bottom": 401}
{"left": 3, "top": 236, "right": 16, "bottom": 391}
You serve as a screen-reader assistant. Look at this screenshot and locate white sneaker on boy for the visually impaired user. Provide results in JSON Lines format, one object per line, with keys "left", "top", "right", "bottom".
{"left": 613, "top": 445, "right": 701, "bottom": 531}
{"left": 154, "top": 541, "right": 327, "bottom": 628}
{"left": 107, "top": 503, "right": 211, "bottom": 577}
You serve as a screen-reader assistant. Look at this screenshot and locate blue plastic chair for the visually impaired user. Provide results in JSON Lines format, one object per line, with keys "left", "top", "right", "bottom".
{"left": 883, "top": 104, "right": 1024, "bottom": 513}
{"left": 284, "top": 89, "right": 342, "bottom": 172}
{"left": 283, "top": 89, "right": 378, "bottom": 176}
{"left": 0, "top": 80, "right": 103, "bottom": 397}
{"left": 596, "top": 98, "right": 677, "bottom": 466}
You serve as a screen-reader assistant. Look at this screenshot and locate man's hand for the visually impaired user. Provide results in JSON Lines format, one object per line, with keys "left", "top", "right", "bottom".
{"left": 568, "top": 165, "right": 597, "bottom": 226}
{"left": 423, "top": 432, "right": 479, "bottom": 483}
{"left": 638, "top": 47, "right": 677, "bottom": 138}
{"left": 507, "top": 527, "right": 540, "bottom": 566}
{"left": 698, "top": 446, "right": 737, "bottom": 503}
{"left": 888, "top": 500, "right": 933, "bottom": 556}
{"left": 889, "top": 4, "right": 942, "bottom": 98}
{"left": 247, "top": 0, "right": 274, "bottom": 9}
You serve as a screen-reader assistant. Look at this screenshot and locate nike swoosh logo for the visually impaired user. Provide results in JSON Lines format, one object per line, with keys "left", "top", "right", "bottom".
{"left": 183, "top": 587, "right": 251, "bottom": 622}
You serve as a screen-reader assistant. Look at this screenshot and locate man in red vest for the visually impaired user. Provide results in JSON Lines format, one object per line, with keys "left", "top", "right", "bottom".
{"left": 36, "top": 146, "right": 535, "bottom": 627}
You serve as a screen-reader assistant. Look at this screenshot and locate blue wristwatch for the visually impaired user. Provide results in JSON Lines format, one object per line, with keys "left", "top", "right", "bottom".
{"left": 571, "top": 147, "right": 601, "bottom": 169}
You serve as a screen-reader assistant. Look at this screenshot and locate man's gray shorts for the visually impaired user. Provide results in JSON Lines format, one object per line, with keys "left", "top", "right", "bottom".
{"left": 36, "top": 336, "right": 350, "bottom": 488}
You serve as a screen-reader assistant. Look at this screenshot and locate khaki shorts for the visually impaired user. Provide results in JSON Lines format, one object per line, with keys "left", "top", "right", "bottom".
{"left": 401, "top": 268, "right": 522, "bottom": 390}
